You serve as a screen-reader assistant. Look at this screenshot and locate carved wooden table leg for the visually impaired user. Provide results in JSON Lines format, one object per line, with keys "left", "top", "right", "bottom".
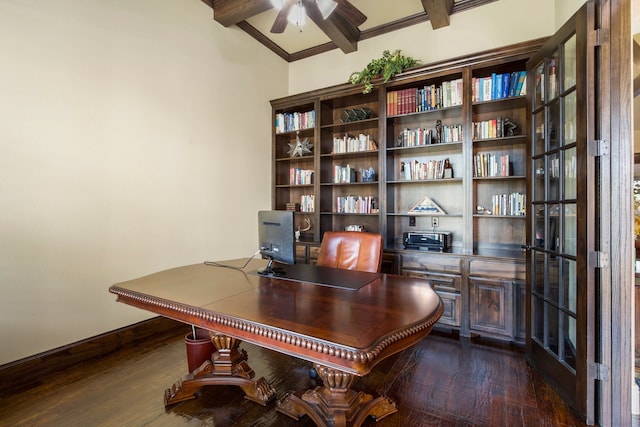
{"left": 277, "top": 364, "right": 397, "bottom": 427}
{"left": 164, "top": 333, "right": 276, "bottom": 406}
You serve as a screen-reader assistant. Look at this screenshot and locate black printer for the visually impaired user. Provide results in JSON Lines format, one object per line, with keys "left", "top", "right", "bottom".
{"left": 403, "top": 231, "right": 451, "bottom": 251}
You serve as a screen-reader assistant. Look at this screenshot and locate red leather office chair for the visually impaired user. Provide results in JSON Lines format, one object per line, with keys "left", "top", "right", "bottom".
{"left": 316, "top": 231, "right": 383, "bottom": 273}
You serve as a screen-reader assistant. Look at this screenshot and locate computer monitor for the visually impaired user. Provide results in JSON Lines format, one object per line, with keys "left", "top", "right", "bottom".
{"left": 257, "top": 210, "right": 295, "bottom": 275}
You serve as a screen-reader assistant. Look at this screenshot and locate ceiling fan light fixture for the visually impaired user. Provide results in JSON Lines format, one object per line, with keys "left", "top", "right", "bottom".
{"left": 287, "top": 0, "right": 306, "bottom": 28}
{"left": 317, "top": 0, "right": 338, "bottom": 20}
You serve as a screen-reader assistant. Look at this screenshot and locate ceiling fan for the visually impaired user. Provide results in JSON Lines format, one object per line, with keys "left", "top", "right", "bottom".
{"left": 269, "top": 0, "right": 367, "bottom": 34}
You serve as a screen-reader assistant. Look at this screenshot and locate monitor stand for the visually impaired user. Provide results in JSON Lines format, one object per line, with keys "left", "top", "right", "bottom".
{"left": 257, "top": 258, "right": 286, "bottom": 276}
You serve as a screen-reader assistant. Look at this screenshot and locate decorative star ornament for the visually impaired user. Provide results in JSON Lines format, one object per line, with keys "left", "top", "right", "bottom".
{"left": 287, "top": 133, "right": 313, "bottom": 157}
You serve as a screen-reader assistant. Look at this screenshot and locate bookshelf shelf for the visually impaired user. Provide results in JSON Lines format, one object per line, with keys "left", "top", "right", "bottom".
{"left": 321, "top": 117, "right": 378, "bottom": 131}
{"left": 472, "top": 175, "right": 526, "bottom": 181}
{"left": 320, "top": 212, "right": 380, "bottom": 216}
{"left": 275, "top": 127, "right": 315, "bottom": 136}
{"left": 387, "top": 178, "right": 463, "bottom": 184}
{"left": 320, "top": 182, "right": 379, "bottom": 186}
{"left": 387, "top": 104, "right": 463, "bottom": 119}
{"left": 275, "top": 184, "right": 314, "bottom": 188}
{"left": 473, "top": 214, "right": 526, "bottom": 219}
{"left": 387, "top": 212, "right": 463, "bottom": 217}
{"left": 387, "top": 141, "right": 463, "bottom": 154}
{"left": 472, "top": 135, "right": 526, "bottom": 144}
{"left": 320, "top": 150, "right": 378, "bottom": 159}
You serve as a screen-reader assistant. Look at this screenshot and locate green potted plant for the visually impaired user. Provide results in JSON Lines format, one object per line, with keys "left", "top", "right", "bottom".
{"left": 349, "top": 50, "right": 420, "bottom": 94}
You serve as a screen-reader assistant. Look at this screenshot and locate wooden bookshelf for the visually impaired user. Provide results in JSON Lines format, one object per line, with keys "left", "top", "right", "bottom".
{"left": 270, "top": 38, "right": 547, "bottom": 343}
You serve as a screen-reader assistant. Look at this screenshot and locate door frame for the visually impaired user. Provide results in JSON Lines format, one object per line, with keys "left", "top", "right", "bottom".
{"left": 598, "top": 0, "right": 633, "bottom": 425}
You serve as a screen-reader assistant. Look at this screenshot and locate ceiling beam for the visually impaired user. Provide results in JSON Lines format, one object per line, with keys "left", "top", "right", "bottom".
{"left": 305, "top": 0, "right": 359, "bottom": 54}
{"left": 211, "top": 0, "right": 272, "bottom": 27}
{"left": 421, "top": 0, "right": 454, "bottom": 29}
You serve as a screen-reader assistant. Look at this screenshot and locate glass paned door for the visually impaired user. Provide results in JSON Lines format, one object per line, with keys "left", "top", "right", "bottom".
{"left": 526, "top": 2, "right": 595, "bottom": 422}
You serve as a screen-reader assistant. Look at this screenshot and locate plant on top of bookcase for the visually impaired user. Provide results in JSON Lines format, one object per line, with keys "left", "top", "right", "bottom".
{"left": 349, "top": 50, "right": 420, "bottom": 94}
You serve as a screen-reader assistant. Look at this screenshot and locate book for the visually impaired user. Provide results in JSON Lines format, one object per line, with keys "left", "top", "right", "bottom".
{"left": 514, "top": 71, "right": 526, "bottom": 96}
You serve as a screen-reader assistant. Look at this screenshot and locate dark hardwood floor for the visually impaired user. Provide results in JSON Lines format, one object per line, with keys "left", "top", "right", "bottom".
{"left": 0, "top": 328, "right": 587, "bottom": 426}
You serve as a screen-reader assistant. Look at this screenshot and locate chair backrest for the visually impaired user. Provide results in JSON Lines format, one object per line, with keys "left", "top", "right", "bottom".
{"left": 315, "top": 231, "right": 383, "bottom": 273}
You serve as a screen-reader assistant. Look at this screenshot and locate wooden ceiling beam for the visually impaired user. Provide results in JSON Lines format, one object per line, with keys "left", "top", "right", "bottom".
{"left": 211, "top": 0, "right": 272, "bottom": 27}
{"left": 421, "top": 0, "right": 454, "bottom": 29}
{"left": 305, "top": 0, "right": 359, "bottom": 54}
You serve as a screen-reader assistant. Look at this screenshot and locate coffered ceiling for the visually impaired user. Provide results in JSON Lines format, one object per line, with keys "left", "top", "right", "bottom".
{"left": 201, "top": 0, "right": 497, "bottom": 62}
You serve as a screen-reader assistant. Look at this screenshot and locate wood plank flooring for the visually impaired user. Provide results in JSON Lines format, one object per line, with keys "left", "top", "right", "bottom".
{"left": 0, "top": 329, "right": 587, "bottom": 426}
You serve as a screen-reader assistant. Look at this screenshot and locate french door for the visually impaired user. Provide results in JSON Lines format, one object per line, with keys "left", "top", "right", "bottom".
{"left": 526, "top": 2, "right": 597, "bottom": 423}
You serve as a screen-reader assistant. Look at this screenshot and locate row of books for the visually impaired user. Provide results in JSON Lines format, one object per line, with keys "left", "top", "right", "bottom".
{"left": 473, "top": 154, "right": 511, "bottom": 177}
{"left": 399, "top": 158, "right": 453, "bottom": 181}
{"left": 472, "top": 117, "right": 511, "bottom": 140}
{"left": 300, "top": 194, "right": 314, "bottom": 212}
{"left": 289, "top": 168, "right": 314, "bottom": 185}
{"left": 387, "top": 78, "right": 463, "bottom": 116}
{"left": 547, "top": 155, "right": 577, "bottom": 179}
{"left": 332, "top": 133, "right": 377, "bottom": 154}
{"left": 275, "top": 110, "right": 315, "bottom": 134}
{"left": 397, "top": 124, "right": 463, "bottom": 147}
{"left": 335, "top": 196, "right": 378, "bottom": 214}
{"left": 487, "top": 192, "right": 526, "bottom": 216}
{"left": 472, "top": 71, "right": 526, "bottom": 102}
{"left": 332, "top": 165, "right": 376, "bottom": 184}
{"left": 333, "top": 164, "right": 357, "bottom": 183}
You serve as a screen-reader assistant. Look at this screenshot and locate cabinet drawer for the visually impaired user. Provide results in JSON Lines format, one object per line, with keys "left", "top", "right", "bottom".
{"left": 401, "top": 253, "right": 462, "bottom": 275}
{"left": 308, "top": 245, "right": 321, "bottom": 262}
{"left": 295, "top": 245, "right": 307, "bottom": 263}
{"left": 403, "top": 269, "right": 461, "bottom": 292}
{"left": 435, "top": 290, "right": 461, "bottom": 327}
{"left": 469, "top": 259, "right": 525, "bottom": 280}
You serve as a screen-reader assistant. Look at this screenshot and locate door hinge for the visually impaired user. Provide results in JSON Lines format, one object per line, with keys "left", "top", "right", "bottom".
{"left": 589, "top": 28, "right": 610, "bottom": 46}
{"left": 588, "top": 251, "right": 608, "bottom": 268}
{"left": 587, "top": 139, "right": 609, "bottom": 157}
{"left": 590, "top": 362, "right": 609, "bottom": 381}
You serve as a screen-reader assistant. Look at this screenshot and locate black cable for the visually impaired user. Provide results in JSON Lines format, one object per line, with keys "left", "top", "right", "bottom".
{"left": 204, "top": 250, "right": 261, "bottom": 271}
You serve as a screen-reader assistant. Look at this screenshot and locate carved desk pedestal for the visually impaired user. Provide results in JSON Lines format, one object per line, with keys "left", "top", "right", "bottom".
{"left": 277, "top": 363, "right": 397, "bottom": 427}
{"left": 164, "top": 333, "right": 275, "bottom": 406}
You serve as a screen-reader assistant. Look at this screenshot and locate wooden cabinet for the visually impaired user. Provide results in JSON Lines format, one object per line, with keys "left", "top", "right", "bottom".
{"left": 270, "top": 38, "right": 546, "bottom": 343}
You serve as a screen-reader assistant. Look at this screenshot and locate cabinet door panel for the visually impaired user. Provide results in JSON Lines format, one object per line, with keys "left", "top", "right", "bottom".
{"left": 434, "top": 290, "right": 461, "bottom": 327}
{"left": 469, "top": 278, "right": 512, "bottom": 337}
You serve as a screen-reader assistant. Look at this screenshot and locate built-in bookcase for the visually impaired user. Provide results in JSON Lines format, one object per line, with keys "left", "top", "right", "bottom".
{"left": 270, "top": 39, "right": 547, "bottom": 343}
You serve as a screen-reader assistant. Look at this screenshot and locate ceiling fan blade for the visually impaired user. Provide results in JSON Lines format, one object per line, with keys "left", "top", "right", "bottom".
{"left": 270, "top": 0, "right": 294, "bottom": 33}
{"left": 335, "top": 0, "right": 366, "bottom": 27}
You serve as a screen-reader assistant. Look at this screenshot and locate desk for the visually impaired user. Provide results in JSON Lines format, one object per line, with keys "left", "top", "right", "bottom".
{"left": 109, "top": 259, "right": 443, "bottom": 427}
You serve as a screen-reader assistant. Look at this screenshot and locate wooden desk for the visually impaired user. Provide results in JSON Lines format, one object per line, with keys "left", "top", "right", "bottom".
{"left": 109, "top": 259, "right": 443, "bottom": 427}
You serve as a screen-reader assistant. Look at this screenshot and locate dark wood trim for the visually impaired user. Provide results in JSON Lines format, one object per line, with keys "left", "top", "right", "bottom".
{"left": 601, "top": 0, "right": 633, "bottom": 424}
{"left": 237, "top": 0, "right": 499, "bottom": 62}
{"left": 235, "top": 21, "right": 291, "bottom": 61}
{"left": 421, "top": 0, "right": 454, "bottom": 30}
{"left": 0, "top": 317, "right": 186, "bottom": 397}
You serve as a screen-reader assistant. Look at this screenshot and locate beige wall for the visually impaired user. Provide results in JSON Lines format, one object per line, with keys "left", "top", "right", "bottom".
{"left": 0, "top": 0, "right": 288, "bottom": 364}
{"left": 288, "top": 0, "right": 562, "bottom": 94}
